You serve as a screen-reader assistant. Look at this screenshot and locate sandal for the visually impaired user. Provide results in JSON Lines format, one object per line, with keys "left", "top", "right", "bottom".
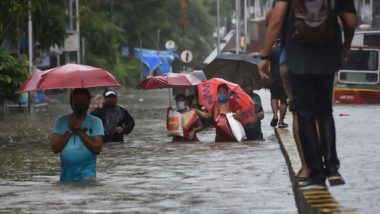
{"left": 270, "top": 117, "right": 278, "bottom": 127}
{"left": 277, "top": 122, "right": 288, "bottom": 128}
{"left": 296, "top": 169, "right": 308, "bottom": 181}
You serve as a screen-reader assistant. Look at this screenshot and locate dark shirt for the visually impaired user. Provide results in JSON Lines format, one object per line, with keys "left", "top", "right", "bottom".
{"left": 91, "top": 105, "right": 135, "bottom": 143}
{"left": 268, "top": 46, "right": 282, "bottom": 86}
{"left": 244, "top": 92, "right": 263, "bottom": 129}
{"left": 277, "top": 0, "right": 357, "bottom": 74}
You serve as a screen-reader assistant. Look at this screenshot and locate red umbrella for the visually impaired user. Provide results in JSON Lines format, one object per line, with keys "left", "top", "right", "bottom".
{"left": 17, "top": 63, "right": 120, "bottom": 93}
{"left": 136, "top": 73, "right": 202, "bottom": 106}
{"left": 136, "top": 72, "right": 202, "bottom": 89}
{"left": 197, "top": 78, "right": 256, "bottom": 125}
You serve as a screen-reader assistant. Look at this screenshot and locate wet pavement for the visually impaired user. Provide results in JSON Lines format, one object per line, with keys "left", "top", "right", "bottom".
{"left": 271, "top": 92, "right": 380, "bottom": 213}
{"left": 0, "top": 89, "right": 297, "bottom": 213}
{"left": 329, "top": 104, "right": 380, "bottom": 213}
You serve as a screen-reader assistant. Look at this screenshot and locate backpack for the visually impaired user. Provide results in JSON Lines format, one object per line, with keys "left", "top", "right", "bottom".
{"left": 291, "top": 0, "right": 336, "bottom": 45}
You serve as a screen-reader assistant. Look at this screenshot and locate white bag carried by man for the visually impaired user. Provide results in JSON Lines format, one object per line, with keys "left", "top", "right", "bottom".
{"left": 167, "top": 110, "right": 184, "bottom": 137}
{"left": 226, "top": 112, "right": 246, "bottom": 142}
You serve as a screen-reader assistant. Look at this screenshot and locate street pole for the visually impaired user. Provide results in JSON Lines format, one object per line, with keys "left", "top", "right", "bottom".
{"left": 216, "top": 0, "right": 221, "bottom": 54}
{"left": 66, "top": 0, "right": 73, "bottom": 63}
{"left": 235, "top": 0, "right": 240, "bottom": 54}
{"left": 27, "top": 0, "right": 33, "bottom": 114}
{"left": 157, "top": 28, "right": 160, "bottom": 76}
{"left": 244, "top": 0, "right": 248, "bottom": 52}
{"left": 76, "top": 0, "right": 80, "bottom": 64}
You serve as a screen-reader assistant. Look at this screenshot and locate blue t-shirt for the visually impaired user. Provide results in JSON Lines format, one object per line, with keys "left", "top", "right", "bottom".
{"left": 53, "top": 114, "right": 104, "bottom": 181}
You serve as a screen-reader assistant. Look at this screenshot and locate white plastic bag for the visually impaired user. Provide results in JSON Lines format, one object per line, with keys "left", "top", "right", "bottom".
{"left": 226, "top": 112, "right": 246, "bottom": 142}
{"left": 167, "top": 110, "right": 184, "bottom": 137}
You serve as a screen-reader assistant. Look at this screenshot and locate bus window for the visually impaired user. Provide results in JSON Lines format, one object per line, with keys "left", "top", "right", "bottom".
{"left": 342, "top": 50, "right": 378, "bottom": 71}
{"left": 338, "top": 49, "right": 379, "bottom": 84}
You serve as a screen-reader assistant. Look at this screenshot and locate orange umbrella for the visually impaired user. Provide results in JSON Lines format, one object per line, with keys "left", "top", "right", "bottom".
{"left": 197, "top": 78, "right": 256, "bottom": 125}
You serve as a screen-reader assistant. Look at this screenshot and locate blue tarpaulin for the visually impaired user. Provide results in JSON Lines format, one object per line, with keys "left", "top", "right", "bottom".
{"left": 134, "top": 48, "right": 178, "bottom": 76}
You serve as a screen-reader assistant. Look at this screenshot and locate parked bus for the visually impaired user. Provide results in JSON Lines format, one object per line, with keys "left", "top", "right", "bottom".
{"left": 334, "top": 31, "right": 380, "bottom": 104}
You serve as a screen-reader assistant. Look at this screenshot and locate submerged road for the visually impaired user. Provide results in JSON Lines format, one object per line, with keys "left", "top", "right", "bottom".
{"left": 0, "top": 89, "right": 296, "bottom": 213}
{"left": 0, "top": 88, "right": 379, "bottom": 213}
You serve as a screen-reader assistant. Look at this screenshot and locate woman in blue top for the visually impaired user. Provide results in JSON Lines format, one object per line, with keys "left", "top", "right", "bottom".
{"left": 51, "top": 88, "right": 104, "bottom": 181}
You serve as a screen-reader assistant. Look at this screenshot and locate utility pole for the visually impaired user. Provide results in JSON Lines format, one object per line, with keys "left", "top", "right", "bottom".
{"left": 76, "top": 0, "right": 80, "bottom": 64}
{"left": 235, "top": 0, "right": 240, "bottom": 54}
{"left": 243, "top": 0, "right": 248, "bottom": 52}
{"left": 27, "top": 0, "right": 33, "bottom": 114}
{"left": 66, "top": 0, "right": 73, "bottom": 63}
{"left": 216, "top": 0, "right": 221, "bottom": 54}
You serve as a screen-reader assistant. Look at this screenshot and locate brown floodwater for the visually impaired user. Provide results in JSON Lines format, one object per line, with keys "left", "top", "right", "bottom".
{"left": 0, "top": 89, "right": 299, "bottom": 213}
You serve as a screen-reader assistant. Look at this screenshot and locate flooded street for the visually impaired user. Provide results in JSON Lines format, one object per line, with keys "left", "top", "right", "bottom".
{"left": 330, "top": 104, "right": 380, "bottom": 214}
{"left": 0, "top": 89, "right": 297, "bottom": 213}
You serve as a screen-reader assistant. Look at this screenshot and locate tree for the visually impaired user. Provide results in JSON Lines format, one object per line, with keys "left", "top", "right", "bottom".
{"left": 0, "top": 0, "right": 66, "bottom": 50}
{"left": 80, "top": 0, "right": 234, "bottom": 85}
{"left": 0, "top": 48, "right": 29, "bottom": 103}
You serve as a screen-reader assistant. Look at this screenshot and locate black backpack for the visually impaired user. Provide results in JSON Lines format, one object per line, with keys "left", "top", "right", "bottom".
{"left": 290, "top": 0, "right": 336, "bottom": 45}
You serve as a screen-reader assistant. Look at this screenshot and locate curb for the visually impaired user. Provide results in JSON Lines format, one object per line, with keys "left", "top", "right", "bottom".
{"left": 275, "top": 127, "right": 362, "bottom": 214}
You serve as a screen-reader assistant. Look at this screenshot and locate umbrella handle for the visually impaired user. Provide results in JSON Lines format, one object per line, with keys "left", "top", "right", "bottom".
{"left": 168, "top": 88, "right": 172, "bottom": 107}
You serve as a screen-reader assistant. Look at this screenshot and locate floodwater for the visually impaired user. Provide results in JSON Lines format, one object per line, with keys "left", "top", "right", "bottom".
{"left": 329, "top": 104, "right": 380, "bottom": 214}
{"left": 0, "top": 89, "right": 297, "bottom": 213}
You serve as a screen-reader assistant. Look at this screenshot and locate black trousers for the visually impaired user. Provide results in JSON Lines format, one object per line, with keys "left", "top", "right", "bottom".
{"left": 289, "top": 72, "right": 340, "bottom": 180}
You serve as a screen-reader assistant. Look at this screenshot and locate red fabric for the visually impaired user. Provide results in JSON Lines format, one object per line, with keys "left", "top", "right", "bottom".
{"left": 197, "top": 78, "right": 256, "bottom": 125}
{"left": 18, "top": 64, "right": 120, "bottom": 93}
{"left": 215, "top": 114, "right": 235, "bottom": 142}
{"left": 173, "top": 131, "right": 199, "bottom": 142}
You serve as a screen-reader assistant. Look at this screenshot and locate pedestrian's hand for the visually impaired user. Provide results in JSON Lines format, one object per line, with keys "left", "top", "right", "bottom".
{"left": 343, "top": 46, "right": 351, "bottom": 63}
{"left": 70, "top": 115, "right": 82, "bottom": 132}
{"left": 258, "top": 59, "right": 271, "bottom": 80}
{"left": 98, "top": 97, "right": 105, "bottom": 109}
{"left": 232, "top": 113, "right": 241, "bottom": 121}
{"left": 115, "top": 126, "right": 124, "bottom": 134}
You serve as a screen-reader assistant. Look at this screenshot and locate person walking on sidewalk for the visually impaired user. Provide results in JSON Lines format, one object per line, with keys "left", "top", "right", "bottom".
{"left": 259, "top": 0, "right": 357, "bottom": 189}
{"left": 267, "top": 43, "right": 288, "bottom": 129}
{"left": 267, "top": 2, "right": 310, "bottom": 180}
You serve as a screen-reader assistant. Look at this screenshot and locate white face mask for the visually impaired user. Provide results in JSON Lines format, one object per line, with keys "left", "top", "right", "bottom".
{"left": 176, "top": 101, "right": 187, "bottom": 110}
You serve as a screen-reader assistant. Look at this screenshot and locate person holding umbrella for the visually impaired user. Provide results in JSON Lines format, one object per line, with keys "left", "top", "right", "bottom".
{"left": 51, "top": 88, "right": 104, "bottom": 181}
{"left": 196, "top": 83, "right": 242, "bottom": 142}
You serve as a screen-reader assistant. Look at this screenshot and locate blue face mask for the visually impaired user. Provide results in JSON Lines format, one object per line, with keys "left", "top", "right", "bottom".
{"left": 176, "top": 101, "right": 187, "bottom": 110}
{"left": 218, "top": 94, "right": 228, "bottom": 102}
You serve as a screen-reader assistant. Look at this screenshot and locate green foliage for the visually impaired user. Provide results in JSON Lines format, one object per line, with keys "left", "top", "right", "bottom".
{"left": 1, "top": 0, "right": 234, "bottom": 89}
{"left": 33, "top": 0, "right": 66, "bottom": 49}
{"left": 0, "top": 0, "right": 65, "bottom": 49}
{"left": 81, "top": 0, "right": 233, "bottom": 86}
{"left": 0, "top": 49, "right": 29, "bottom": 102}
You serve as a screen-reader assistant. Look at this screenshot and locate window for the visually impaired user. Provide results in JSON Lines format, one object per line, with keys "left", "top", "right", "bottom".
{"left": 339, "top": 49, "right": 379, "bottom": 84}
